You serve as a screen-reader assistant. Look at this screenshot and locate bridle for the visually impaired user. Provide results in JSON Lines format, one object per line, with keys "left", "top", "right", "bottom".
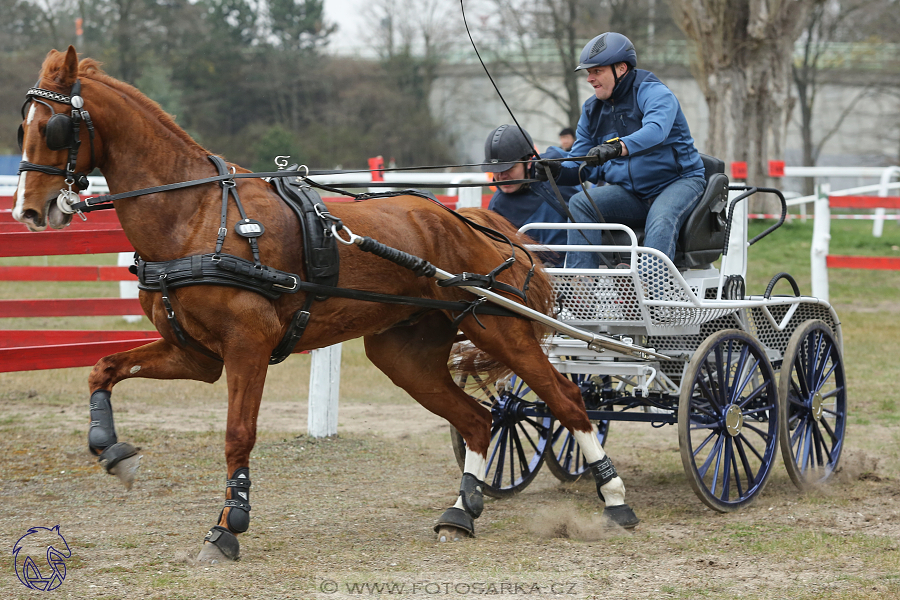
{"left": 18, "top": 79, "right": 96, "bottom": 193}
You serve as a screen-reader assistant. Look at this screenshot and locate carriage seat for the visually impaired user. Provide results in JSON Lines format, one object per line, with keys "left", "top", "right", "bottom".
{"left": 606, "top": 154, "right": 729, "bottom": 270}
{"left": 673, "top": 154, "right": 730, "bottom": 269}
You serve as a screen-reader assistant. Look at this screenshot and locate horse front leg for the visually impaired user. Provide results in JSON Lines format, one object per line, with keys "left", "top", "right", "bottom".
{"left": 363, "top": 313, "right": 492, "bottom": 542}
{"left": 196, "top": 350, "right": 269, "bottom": 564}
{"left": 87, "top": 339, "right": 224, "bottom": 489}
{"left": 462, "top": 319, "right": 640, "bottom": 530}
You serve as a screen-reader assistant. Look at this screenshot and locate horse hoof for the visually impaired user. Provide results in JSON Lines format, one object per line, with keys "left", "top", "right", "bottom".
{"left": 435, "top": 525, "right": 470, "bottom": 542}
{"left": 602, "top": 504, "right": 640, "bottom": 530}
{"left": 109, "top": 454, "right": 142, "bottom": 491}
{"left": 197, "top": 541, "right": 231, "bottom": 564}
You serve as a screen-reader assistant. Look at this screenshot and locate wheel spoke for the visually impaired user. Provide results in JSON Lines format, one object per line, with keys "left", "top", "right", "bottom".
{"left": 489, "top": 428, "right": 507, "bottom": 488}
{"left": 821, "top": 385, "right": 844, "bottom": 400}
{"left": 818, "top": 416, "right": 839, "bottom": 447}
{"left": 791, "top": 366, "right": 810, "bottom": 405}
{"left": 737, "top": 432, "right": 765, "bottom": 463}
{"left": 516, "top": 422, "right": 541, "bottom": 456}
{"left": 740, "top": 421, "right": 771, "bottom": 442}
{"left": 737, "top": 380, "right": 770, "bottom": 410}
{"left": 719, "top": 437, "right": 734, "bottom": 500}
{"left": 815, "top": 359, "right": 838, "bottom": 394}
{"left": 799, "top": 420, "right": 814, "bottom": 473}
{"left": 733, "top": 436, "right": 757, "bottom": 488}
{"left": 697, "top": 434, "right": 724, "bottom": 480}
{"left": 714, "top": 344, "right": 728, "bottom": 403}
{"left": 510, "top": 426, "right": 530, "bottom": 481}
{"left": 811, "top": 420, "right": 826, "bottom": 468}
{"left": 731, "top": 348, "right": 756, "bottom": 403}
{"left": 698, "top": 365, "right": 723, "bottom": 415}
{"left": 555, "top": 432, "right": 575, "bottom": 468}
{"left": 811, "top": 334, "right": 828, "bottom": 387}
{"left": 692, "top": 429, "right": 719, "bottom": 457}
{"left": 728, "top": 437, "right": 744, "bottom": 499}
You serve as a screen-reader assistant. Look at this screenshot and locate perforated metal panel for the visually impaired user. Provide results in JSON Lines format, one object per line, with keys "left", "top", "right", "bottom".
{"left": 550, "top": 250, "right": 736, "bottom": 329}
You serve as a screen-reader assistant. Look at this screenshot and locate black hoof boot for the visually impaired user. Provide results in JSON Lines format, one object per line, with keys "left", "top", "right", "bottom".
{"left": 199, "top": 526, "right": 241, "bottom": 562}
{"left": 603, "top": 504, "right": 640, "bottom": 529}
{"left": 98, "top": 442, "right": 139, "bottom": 473}
{"left": 434, "top": 508, "right": 475, "bottom": 540}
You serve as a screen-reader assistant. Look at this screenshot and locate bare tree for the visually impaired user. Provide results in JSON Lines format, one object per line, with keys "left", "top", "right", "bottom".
{"left": 792, "top": 0, "right": 887, "bottom": 194}
{"left": 668, "top": 0, "right": 817, "bottom": 208}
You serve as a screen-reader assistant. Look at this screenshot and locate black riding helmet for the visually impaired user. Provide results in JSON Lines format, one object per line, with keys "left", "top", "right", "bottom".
{"left": 574, "top": 32, "right": 637, "bottom": 72}
{"left": 481, "top": 124, "right": 536, "bottom": 173}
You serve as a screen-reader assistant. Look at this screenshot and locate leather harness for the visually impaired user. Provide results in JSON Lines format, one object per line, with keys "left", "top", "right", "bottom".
{"left": 128, "top": 157, "right": 530, "bottom": 364}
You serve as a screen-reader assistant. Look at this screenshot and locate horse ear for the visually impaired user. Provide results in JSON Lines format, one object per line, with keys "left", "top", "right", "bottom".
{"left": 44, "top": 46, "right": 79, "bottom": 87}
{"left": 61, "top": 46, "right": 79, "bottom": 86}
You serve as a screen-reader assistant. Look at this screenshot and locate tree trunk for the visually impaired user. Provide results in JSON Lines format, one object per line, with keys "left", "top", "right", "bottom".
{"left": 670, "top": 0, "right": 816, "bottom": 213}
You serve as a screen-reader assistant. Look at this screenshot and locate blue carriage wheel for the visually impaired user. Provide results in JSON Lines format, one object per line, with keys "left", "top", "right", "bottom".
{"left": 778, "top": 320, "right": 847, "bottom": 489}
{"left": 544, "top": 372, "right": 610, "bottom": 482}
{"left": 450, "top": 373, "right": 550, "bottom": 498}
{"left": 678, "top": 329, "right": 780, "bottom": 512}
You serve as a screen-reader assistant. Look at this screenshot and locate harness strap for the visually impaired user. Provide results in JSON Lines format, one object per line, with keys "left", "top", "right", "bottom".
{"left": 268, "top": 296, "right": 314, "bottom": 365}
{"left": 157, "top": 273, "right": 223, "bottom": 362}
{"left": 209, "top": 155, "right": 262, "bottom": 265}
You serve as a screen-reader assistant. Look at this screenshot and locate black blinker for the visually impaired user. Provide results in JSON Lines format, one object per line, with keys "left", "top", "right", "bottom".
{"left": 45, "top": 113, "right": 74, "bottom": 150}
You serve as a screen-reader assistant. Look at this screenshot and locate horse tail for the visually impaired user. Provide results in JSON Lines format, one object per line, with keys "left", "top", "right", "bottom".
{"left": 449, "top": 208, "right": 556, "bottom": 386}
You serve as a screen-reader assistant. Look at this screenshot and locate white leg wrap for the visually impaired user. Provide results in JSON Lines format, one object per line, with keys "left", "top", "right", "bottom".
{"left": 599, "top": 478, "right": 626, "bottom": 507}
{"left": 573, "top": 426, "right": 626, "bottom": 507}
{"left": 463, "top": 449, "right": 487, "bottom": 481}
{"left": 573, "top": 427, "right": 605, "bottom": 463}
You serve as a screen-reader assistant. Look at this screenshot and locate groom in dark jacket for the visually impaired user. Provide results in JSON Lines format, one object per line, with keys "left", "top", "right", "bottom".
{"left": 482, "top": 125, "right": 580, "bottom": 267}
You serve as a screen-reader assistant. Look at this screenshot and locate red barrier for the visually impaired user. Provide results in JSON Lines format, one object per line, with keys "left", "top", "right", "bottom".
{"left": 826, "top": 255, "right": 900, "bottom": 270}
{"left": 0, "top": 330, "right": 161, "bottom": 373}
{"left": 0, "top": 298, "right": 143, "bottom": 318}
{"left": 829, "top": 195, "right": 900, "bottom": 210}
{"left": 0, "top": 266, "right": 132, "bottom": 281}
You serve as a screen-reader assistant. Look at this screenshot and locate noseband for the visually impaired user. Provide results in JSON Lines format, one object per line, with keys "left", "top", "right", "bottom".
{"left": 18, "top": 79, "right": 96, "bottom": 192}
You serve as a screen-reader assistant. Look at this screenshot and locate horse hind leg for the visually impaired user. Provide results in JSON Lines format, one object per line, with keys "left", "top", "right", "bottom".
{"left": 363, "top": 313, "right": 491, "bottom": 542}
{"left": 87, "top": 339, "right": 223, "bottom": 490}
{"left": 461, "top": 317, "right": 640, "bottom": 529}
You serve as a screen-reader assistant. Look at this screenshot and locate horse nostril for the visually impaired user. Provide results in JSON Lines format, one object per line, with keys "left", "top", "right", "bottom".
{"left": 23, "top": 209, "right": 39, "bottom": 221}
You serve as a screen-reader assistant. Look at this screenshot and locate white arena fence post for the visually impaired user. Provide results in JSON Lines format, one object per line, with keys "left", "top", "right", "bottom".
{"left": 811, "top": 183, "right": 831, "bottom": 302}
{"left": 872, "top": 166, "right": 900, "bottom": 238}
{"left": 118, "top": 251, "right": 143, "bottom": 323}
{"left": 308, "top": 343, "right": 341, "bottom": 438}
{"left": 456, "top": 186, "right": 483, "bottom": 209}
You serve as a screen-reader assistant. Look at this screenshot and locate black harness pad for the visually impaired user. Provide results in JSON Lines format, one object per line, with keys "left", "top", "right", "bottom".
{"left": 134, "top": 253, "right": 300, "bottom": 300}
{"left": 272, "top": 173, "right": 340, "bottom": 288}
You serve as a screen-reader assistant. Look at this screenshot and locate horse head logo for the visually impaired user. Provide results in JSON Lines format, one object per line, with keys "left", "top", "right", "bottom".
{"left": 12, "top": 525, "right": 71, "bottom": 591}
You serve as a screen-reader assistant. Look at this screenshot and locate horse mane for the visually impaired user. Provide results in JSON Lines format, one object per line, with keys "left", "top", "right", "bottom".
{"left": 40, "top": 53, "right": 209, "bottom": 155}
{"left": 450, "top": 208, "right": 554, "bottom": 386}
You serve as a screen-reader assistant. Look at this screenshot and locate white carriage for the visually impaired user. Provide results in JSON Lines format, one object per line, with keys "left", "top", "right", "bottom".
{"left": 451, "top": 159, "right": 846, "bottom": 512}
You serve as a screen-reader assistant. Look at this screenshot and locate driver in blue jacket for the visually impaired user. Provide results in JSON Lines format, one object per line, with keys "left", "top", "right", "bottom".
{"left": 537, "top": 32, "right": 706, "bottom": 268}
{"left": 482, "top": 125, "right": 579, "bottom": 267}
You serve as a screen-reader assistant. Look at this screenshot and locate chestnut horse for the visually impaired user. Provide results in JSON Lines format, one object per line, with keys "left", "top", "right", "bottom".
{"left": 13, "top": 47, "right": 638, "bottom": 562}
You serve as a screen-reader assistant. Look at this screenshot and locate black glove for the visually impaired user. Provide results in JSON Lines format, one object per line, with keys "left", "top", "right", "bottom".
{"left": 586, "top": 141, "right": 622, "bottom": 167}
{"left": 534, "top": 159, "right": 561, "bottom": 182}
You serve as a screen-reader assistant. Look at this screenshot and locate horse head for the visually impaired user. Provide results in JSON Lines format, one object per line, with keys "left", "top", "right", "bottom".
{"left": 13, "top": 46, "right": 96, "bottom": 231}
